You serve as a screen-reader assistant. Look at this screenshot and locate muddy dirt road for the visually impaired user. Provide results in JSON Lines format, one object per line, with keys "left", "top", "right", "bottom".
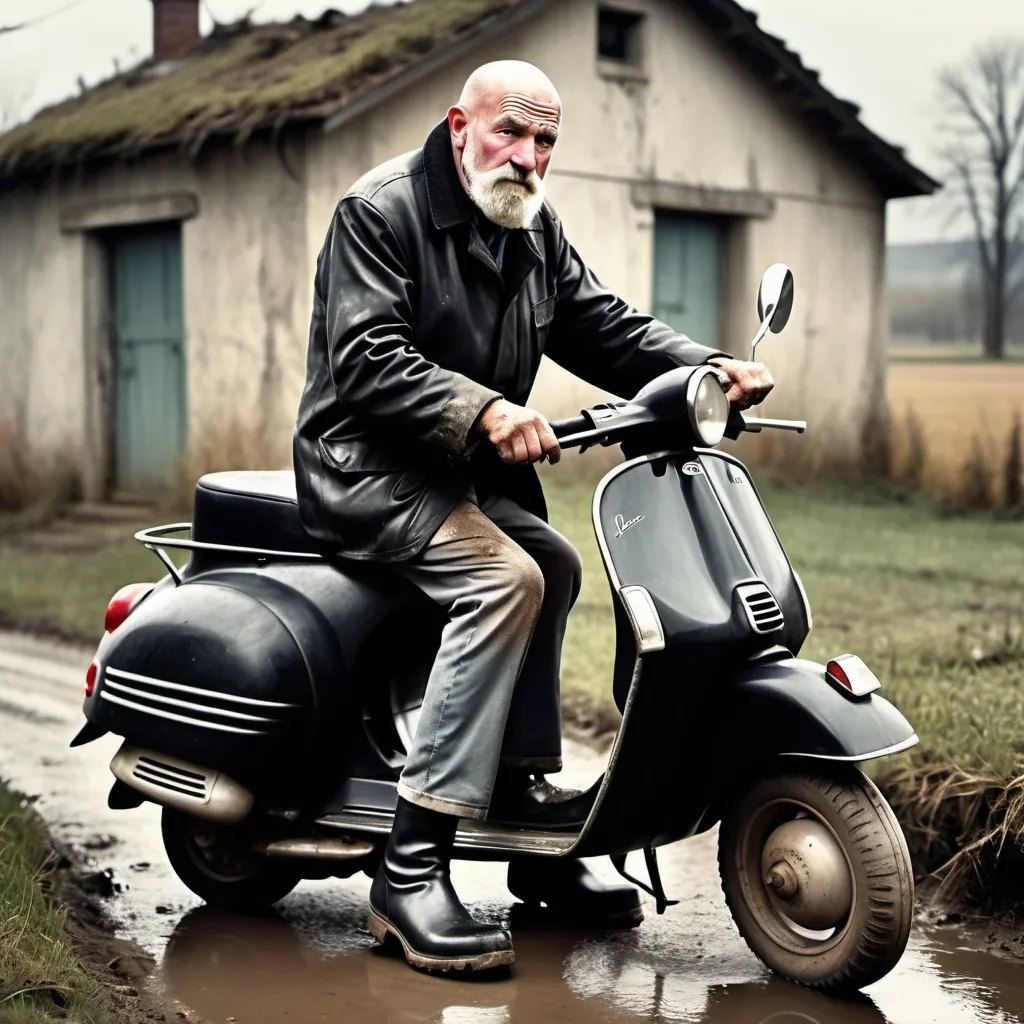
{"left": 2, "top": 629, "right": 1023, "bottom": 1024}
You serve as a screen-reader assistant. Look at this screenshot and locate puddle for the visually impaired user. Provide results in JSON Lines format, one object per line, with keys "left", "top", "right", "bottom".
{"left": 154, "top": 900, "right": 1024, "bottom": 1024}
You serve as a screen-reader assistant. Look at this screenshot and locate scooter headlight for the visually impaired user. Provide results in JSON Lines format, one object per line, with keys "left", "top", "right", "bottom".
{"left": 686, "top": 366, "right": 730, "bottom": 446}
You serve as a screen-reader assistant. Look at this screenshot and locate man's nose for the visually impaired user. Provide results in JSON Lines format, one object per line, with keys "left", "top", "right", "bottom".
{"left": 509, "top": 139, "right": 537, "bottom": 173}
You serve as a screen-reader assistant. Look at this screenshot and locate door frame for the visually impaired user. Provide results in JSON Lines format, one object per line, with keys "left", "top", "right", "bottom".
{"left": 66, "top": 194, "right": 196, "bottom": 501}
{"left": 106, "top": 223, "right": 187, "bottom": 496}
{"left": 651, "top": 209, "right": 730, "bottom": 349}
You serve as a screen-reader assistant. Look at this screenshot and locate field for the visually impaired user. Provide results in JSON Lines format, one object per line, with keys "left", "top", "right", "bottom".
{"left": 886, "top": 358, "right": 1024, "bottom": 499}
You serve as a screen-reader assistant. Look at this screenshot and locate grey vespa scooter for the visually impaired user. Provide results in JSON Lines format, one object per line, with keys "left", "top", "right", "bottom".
{"left": 71, "top": 264, "right": 918, "bottom": 993}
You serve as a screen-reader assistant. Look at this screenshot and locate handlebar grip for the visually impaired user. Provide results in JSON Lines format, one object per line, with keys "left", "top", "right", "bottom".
{"left": 550, "top": 415, "right": 590, "bottom": 439}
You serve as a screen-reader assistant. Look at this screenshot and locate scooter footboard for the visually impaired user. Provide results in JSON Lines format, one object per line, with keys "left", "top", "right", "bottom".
{"left": 724, "top": 655, "right": 918, "bottom": 764}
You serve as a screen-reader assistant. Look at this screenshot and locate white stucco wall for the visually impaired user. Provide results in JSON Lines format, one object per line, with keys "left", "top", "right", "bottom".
{"left": 0, "top": 138, "right": 308, "bottom": 495}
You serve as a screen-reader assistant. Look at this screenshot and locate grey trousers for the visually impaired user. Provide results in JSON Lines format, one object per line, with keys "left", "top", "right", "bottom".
{"left": 391, "top": 487, "right": 583, "bottom": 819}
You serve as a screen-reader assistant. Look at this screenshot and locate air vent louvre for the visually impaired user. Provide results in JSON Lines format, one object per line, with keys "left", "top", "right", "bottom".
{"left": 737, "top": 583, "right": 785, "bottom": 634}
{"left": 133, "top": 757, "right": 210, "bottom": 802}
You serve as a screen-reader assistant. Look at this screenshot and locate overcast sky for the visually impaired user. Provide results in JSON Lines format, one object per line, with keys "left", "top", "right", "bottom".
{"left": 1, "top": 0, "right": 1020, "bottom": 244}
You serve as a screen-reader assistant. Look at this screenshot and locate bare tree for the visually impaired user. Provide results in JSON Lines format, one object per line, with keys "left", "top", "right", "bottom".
{"left": 938, "top": 39, "right": 1024, "bottom": 359}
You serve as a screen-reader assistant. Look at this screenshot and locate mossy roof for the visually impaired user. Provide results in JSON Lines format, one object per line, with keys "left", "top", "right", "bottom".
{"left": 0, "top": 0, "right": 519, "bottom": 177}
{"left": 0, "top": 0, "right": 939, "bottom": 198}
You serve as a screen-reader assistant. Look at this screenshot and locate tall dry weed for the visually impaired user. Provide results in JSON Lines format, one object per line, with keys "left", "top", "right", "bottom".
{"left": 880, "top": 758, "right": 1024, "bottom": 911}
{"left": 888, "top": 405, "right": 928, "bottom": 490}
{"left": 958, "top": 435, "right": 993, "bottom": 509}
{"left": 1004, "top": 411, "right": 1023, "bottom": 511}
{"left": 0, "top": 418, "right": 80, "bottom": 519}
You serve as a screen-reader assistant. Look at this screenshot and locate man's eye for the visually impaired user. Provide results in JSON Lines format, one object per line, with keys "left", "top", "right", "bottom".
{"left": 538, "top": 136, "right": 556, "bottom": 148}
{"left": 500, "top": 129, "right": 519, "bottom": 137}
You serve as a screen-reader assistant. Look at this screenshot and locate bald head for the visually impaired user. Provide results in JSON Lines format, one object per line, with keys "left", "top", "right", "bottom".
{"left": 457, "top": 60, "right": 561, "bottom": 115}
{"left": 447, "top": 61, "right": 561, "bottom": 228}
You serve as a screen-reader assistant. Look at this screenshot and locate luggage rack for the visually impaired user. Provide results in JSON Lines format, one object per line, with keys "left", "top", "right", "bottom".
{"left": 135, "top": 523, "right": 325, "bottom": 585}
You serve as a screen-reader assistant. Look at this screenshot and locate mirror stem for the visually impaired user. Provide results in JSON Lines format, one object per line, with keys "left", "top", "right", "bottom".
{"left": 749, "top": 316, "right": 772, "bottom": 363}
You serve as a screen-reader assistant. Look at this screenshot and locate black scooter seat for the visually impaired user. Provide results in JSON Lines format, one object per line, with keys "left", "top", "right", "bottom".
{"left": 192, "top": 471, "right": 317, "bottom": 554}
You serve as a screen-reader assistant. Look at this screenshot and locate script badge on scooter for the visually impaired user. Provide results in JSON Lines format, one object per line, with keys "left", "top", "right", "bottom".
{"left": 613, "top": 513, "right": 644, "bottom": 537}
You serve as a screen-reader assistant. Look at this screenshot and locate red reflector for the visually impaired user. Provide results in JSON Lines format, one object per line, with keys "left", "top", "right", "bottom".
{"left": 105, "top": 583, "right": 153, "bottom": 633}
{"left": 825, "top": 659, "right": 852, "bottom": 690}
{"left": 84, "top": 661, "right": 98, "bottom": 698}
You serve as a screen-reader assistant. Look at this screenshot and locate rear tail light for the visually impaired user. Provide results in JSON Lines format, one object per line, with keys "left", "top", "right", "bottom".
{"left": 104, "top": 583, "right": 154, "bottom": 634}
{"left": 84, "top": 661, "right": 98, "bottom": 698}
{"left": 825, "top": 654, "right": 881, "bottom": 698}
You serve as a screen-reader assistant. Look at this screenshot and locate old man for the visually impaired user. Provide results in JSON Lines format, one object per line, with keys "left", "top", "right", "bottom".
{"left": 293, "top": 59, "right": 772, "bottom": 972}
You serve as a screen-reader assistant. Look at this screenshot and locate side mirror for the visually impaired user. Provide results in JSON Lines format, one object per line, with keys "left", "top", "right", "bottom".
{"left": 749, "top": 263, "right": 794, "bottom": 362}
{"left": 756, "top": 263, "right": 794, "bottom": 333}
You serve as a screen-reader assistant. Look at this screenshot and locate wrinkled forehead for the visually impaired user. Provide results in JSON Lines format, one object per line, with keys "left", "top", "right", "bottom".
{"left": 491, "top": 91, "right": 561, "bottom": 130}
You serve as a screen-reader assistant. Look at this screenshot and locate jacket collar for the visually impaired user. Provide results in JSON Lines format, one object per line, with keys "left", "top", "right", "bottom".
{"left": 422, "top": 118, "right": 543, "bottom": 235}
{"left": 424, "top": 119, "right": 473, "bottom": 230}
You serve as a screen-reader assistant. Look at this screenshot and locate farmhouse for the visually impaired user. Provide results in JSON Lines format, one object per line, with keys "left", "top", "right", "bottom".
{"left": 0, "top": 0, "right": 937, "bottom": 497}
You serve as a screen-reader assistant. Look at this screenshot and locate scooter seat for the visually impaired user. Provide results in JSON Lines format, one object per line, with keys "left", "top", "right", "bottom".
{"left": 191, "top": 471, "right": 316, "bottom": 554}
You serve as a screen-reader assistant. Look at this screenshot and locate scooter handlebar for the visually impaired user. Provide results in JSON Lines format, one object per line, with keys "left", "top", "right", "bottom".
{"left": 549, "top": 415, "right": 591, "bottom": 440}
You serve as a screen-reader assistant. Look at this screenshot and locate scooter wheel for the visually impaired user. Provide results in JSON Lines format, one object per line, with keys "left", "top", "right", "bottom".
{"left": 161, "top": 808, "right": 301, "bottom": 913}
{"left": 718, "top": 763, "right": 913, "bottom": 994}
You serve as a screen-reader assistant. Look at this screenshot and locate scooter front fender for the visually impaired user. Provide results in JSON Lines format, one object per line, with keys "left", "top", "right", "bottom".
{"left": 724, "top": 654, "right": 918, "bottom": 764}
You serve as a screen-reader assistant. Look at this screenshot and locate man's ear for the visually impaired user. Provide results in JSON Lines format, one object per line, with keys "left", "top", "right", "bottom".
{"left": 448, "top": 106, "right": 469, "bottom": 150}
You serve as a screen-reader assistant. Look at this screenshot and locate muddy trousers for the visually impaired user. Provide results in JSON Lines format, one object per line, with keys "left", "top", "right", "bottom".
{"left": 389, "top": 487, "right": 583, "bottom": 820}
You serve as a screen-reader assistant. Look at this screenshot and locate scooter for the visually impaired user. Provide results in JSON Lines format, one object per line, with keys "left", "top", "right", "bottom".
{"left": 71, "top": 264, "right": 919, "bottom": 993}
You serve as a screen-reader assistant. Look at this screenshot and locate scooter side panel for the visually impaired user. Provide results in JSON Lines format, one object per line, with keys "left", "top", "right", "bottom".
{"left": 85, "top": 560, "right": 411, "bottom": 804}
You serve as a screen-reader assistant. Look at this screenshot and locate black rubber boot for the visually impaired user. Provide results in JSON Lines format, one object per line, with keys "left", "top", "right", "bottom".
{"left": 507, "top": 856, "right": 643, "bottom": 927}
{"left": 487, "top": 771, "right": 596, "bottom": 830}
{"left": 368, "top": 798, "right": 514, "bottom": 972}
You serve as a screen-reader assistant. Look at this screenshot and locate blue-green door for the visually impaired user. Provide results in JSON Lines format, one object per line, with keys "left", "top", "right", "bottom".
{"left": 112, "top": 225, "right": 186, "bottom": 491}
{"left": 652, "top": 212, "right": 724, "bottom": 348}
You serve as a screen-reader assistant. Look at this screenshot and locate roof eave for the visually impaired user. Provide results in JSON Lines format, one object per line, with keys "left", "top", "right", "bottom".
{"left": 691, "top": 0, "right": 941, "bottom": 200}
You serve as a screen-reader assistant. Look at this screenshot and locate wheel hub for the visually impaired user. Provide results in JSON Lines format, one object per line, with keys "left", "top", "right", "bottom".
{"left": 760, "top": 818, "right": 852, "bottom": 931}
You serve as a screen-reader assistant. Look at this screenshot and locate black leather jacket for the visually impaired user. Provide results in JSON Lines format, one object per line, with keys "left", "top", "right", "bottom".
{"left": 293, "top": 119, "right": 728, "bottom": 561}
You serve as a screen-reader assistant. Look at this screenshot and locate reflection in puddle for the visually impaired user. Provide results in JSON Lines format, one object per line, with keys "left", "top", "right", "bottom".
{"left": 157, "top": 904, "right": 1024, "bottom": 1024}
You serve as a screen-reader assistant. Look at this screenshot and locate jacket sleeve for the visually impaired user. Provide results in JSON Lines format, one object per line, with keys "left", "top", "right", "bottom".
{"left": 544, "top": 216, "right": 732, "bottom": 399}
{"left": 318, "top": 197, "right": 501, "bottom": 454}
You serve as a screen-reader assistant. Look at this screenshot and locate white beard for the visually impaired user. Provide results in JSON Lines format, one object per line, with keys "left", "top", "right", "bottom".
{"left": 463, "top": 135, "right": 546, "bottom": 229}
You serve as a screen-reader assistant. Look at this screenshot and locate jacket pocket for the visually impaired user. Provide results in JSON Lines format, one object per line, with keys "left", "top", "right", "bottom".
{"left": 532, "top": 295, "right": 556, "bottom": 328}
{"left": 318, "top": 436, "right": 409, "bottom": 473}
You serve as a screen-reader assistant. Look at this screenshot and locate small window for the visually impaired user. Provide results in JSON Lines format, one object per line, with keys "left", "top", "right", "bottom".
{"left": 597, "top": 8, "right": 644, "bottom": 65}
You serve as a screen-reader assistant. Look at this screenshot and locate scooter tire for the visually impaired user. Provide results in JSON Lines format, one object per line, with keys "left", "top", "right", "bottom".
{"left": 161, "top": 808, "right": 301, "bottom": 913}
{"left": 718, "top": 762, "right": 913, "bottom": 994}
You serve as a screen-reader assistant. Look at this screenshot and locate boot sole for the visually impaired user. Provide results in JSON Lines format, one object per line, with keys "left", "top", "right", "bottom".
{"left": 367, "top": 908, "right": 515, "bottom": 972}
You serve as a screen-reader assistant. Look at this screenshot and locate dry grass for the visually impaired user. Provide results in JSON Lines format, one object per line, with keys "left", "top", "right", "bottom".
{"left": 0, "top": 419, "right": 80, "bottom": 525}
{"left": 881, "top": 760, "right": 1024, "bottom": 911}
{"left": 887, "top": 361, "right": 1024, "bottom": 508}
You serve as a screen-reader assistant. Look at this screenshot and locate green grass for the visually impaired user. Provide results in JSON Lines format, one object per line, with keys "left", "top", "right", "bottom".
{"left": 0, "top": 533, "right": 176, "bottom": 641}
{"left": 0, "top": 784, "right": 120, "bottom": 1023}
{"left": 544, "top": 471, "right": 1024, "bottom": 773}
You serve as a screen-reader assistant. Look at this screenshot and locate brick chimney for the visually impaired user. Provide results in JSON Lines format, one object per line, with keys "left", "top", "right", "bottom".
{"left": 151, "top": 0, "right": 199, "bottom": 63}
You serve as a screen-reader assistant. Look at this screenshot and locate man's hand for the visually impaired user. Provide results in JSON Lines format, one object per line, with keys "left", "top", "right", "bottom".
{"left": 707, "top": 357, "right": 774, "bottom": 409}
{"left": 478, "top": 399, "right": 562, "bottom": 465}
